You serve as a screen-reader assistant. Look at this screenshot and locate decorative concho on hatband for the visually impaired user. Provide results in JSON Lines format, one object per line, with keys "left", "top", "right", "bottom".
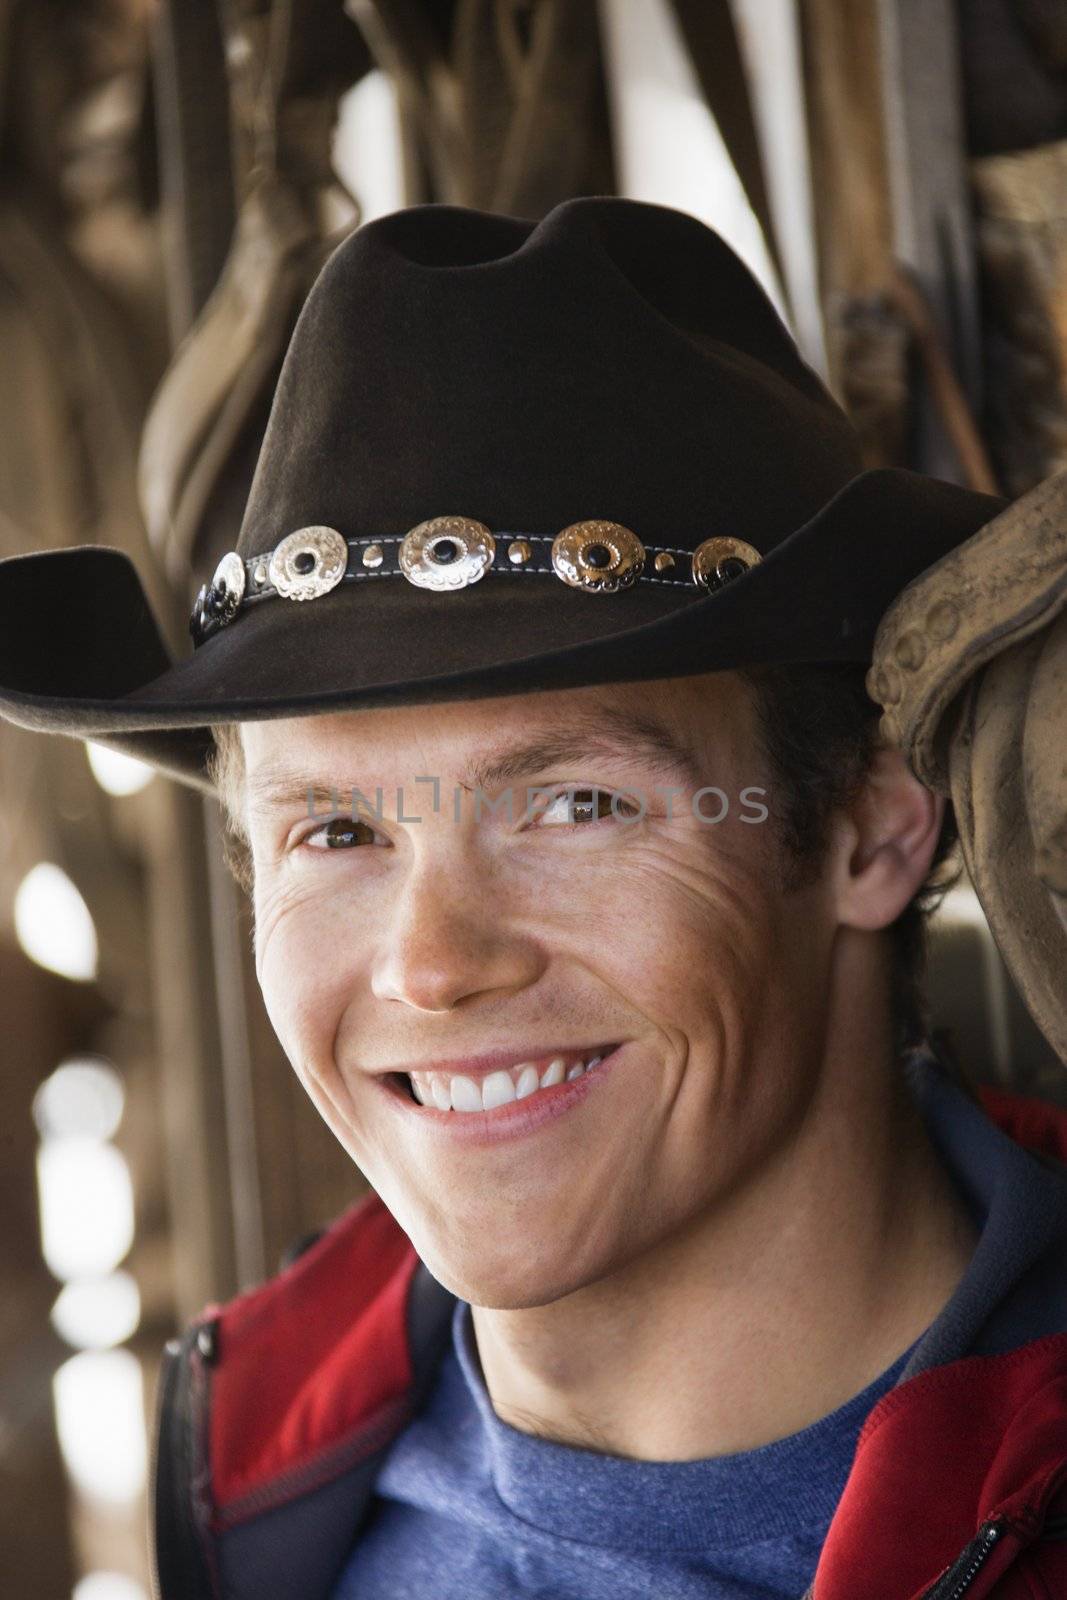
{"left": 188, "top": 550, "right": 246, "bottom": 639}
{"left": 212, "top": 551, "right": 246, "bottom": 615}
{"left": 550, "top": 521, "right": 645, "bottom": 592}
{"left": 188, "top": 516, "right": 764, "bottom": 644}
{"left": 398, "top": 516, "right": 496, "bottom": 590}
{"left": 691, "top": 536, "right": 761, "bottom": 592}
{"left": 268, "top": 526, "right": 348, "bottom": 600}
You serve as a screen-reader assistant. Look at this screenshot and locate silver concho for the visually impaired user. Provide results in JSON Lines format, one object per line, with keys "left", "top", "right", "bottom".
{"left": 211, "top": 551, "right": 246, "bottom": 620}
{"left": 691, "top": 536, "right": 761, "bottom": 591}
{"left": 551, "top": 521, "right": 645, "bottom": 593}
{"left": 398, "top": 517, "right": 496, "bottom": 591}
{"left": 268, "top": 526, "right": 349, "bottom": 601}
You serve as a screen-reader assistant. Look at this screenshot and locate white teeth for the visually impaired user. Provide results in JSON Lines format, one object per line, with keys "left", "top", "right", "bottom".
{"left": 540, "top": 1056, "right": 566, "bottom": 1088}
{"left": 406, "top": 1049, "right": 612, "bottom": 1112}
{"left": 482, "top": 1070, "right": 517, "bottom": 1110}
{"left": 431, "top": 1076, "right": 452, "bottom": 1111}
{"left": 450, "top": 1075, "right": 483, "bottom": 1112}
{"left": 515, "top": 1064, "right": 540, "bottom": 1100}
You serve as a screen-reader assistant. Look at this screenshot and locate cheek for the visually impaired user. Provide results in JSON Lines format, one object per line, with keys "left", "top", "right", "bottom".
{"left": 569, "top": 838, "right": 808, "bottom": 1164}
{"left": 254, "top": 878, "right": 362, "bottom": 1078}
{"left": 561, "top": 834, "right": 783, "bottom": 1024}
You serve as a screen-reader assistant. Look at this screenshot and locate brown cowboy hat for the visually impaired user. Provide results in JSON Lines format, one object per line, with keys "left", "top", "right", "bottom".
{"left": 0, "top": 197, "right": 1006, "bottom": 792}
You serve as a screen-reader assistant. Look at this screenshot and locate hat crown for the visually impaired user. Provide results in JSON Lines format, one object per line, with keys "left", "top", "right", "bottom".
{"left": 236, "top": 197, "right": 862, "bottom": 559}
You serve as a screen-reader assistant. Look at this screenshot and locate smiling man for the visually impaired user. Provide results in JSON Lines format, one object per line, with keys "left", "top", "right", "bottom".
{"left": 2, "top": 197, "right": 1067, "bottom": 1600}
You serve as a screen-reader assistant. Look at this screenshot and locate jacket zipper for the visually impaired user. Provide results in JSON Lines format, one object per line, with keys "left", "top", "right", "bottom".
{"left": 920, "top": 1520, "right": 1003, "bottom": 1600}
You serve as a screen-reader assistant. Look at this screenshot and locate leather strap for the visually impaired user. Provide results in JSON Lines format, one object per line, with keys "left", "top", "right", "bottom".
{"left": 151, "top": 0, "right": 236, "bottom": 341}
{"left": 242, "top": 530, "right": 701, "bottom": 596}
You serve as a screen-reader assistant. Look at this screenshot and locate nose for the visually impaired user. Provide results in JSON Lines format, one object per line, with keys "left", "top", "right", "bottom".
{"left": 370, "top": 856, "right": 545, "bottom": 1013}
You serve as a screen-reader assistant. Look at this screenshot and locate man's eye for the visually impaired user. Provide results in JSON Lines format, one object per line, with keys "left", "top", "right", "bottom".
{"left": 536, "top": 787, "right": 636, "bottom": 825}
{"left": 304, "top": 815, "right": 382, "bottom": 850}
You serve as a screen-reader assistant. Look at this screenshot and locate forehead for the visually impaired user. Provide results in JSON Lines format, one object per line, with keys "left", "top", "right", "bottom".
{"left": 239, "top": 673, "right": 757, "bottom": 807}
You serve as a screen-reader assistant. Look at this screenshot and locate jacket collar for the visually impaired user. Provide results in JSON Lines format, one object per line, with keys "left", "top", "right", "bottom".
{"left": 898, "top": 1051, "right": 1067, "bottom": 1373}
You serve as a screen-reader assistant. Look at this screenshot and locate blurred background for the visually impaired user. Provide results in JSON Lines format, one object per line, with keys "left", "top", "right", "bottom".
{"left": 1, "top": 1, "right": 1067, "bottom": 1596}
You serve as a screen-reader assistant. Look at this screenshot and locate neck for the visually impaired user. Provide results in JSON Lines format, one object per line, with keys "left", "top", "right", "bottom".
{"left": 468, "top": 950, "right": 979, "bottom": 1461}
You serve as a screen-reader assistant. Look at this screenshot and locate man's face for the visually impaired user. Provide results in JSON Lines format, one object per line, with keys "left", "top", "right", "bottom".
{"left": 243, "top": 674, "right": 837, "bottom": 1308}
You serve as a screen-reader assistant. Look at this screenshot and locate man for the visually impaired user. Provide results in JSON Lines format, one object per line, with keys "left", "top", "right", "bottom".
{"left": 1, "top": 198, "right": 1066, "bottom": 1599}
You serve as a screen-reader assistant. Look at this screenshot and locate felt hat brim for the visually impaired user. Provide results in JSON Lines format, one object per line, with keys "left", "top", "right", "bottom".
{"left": 0, "top": 467, "right": 1006, "bottom": 794}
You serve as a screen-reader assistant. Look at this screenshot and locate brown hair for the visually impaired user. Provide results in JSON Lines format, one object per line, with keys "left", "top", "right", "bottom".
{"left": 739, "top": 662, "right": 959, "bottom": 1053}
{"left": 207, "top": 721, "right": 254, "bottom": 896}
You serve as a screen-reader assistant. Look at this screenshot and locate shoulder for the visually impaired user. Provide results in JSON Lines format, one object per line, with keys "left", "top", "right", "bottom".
{"left": 202, "top": 1191, "right": 422, "bottom": 1488}
{"left": 976, "top": 1081, "right": 1067, "bottom": 1168}
{"left": 153, "top": 1196, "right": 456, "bottom": 1597}
{"left": 171, "top": 1192, "right": 449, "bottom": 1514}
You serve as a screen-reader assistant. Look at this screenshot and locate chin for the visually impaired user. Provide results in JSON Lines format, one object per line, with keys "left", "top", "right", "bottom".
{"left": 414, "top": 1231, "right": 594, "bottom": 1311}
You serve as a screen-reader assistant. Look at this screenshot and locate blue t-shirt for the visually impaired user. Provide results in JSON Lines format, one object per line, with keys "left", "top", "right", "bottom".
{"left": 333, "top": 1299, "right": 920, "bottom": 1599}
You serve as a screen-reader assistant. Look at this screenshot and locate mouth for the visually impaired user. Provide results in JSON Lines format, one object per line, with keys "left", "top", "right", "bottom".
{"left": 384, "top": 1043, "right": 619, "bottom": 1113}
{"left": 375, "top": 1042, "right": 624, "bottom": 1143}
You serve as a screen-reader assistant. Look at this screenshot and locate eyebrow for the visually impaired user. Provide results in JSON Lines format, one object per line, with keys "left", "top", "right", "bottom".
{"left": 244, "top": 694, "right": 706, "bottom": 816}
{"left": 461, "top": 701, "right": 704, "bottom": 794}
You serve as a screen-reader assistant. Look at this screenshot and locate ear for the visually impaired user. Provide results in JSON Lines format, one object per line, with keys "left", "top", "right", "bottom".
{"left": 830, "top": 747, "right": 945, "bottom": 932}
